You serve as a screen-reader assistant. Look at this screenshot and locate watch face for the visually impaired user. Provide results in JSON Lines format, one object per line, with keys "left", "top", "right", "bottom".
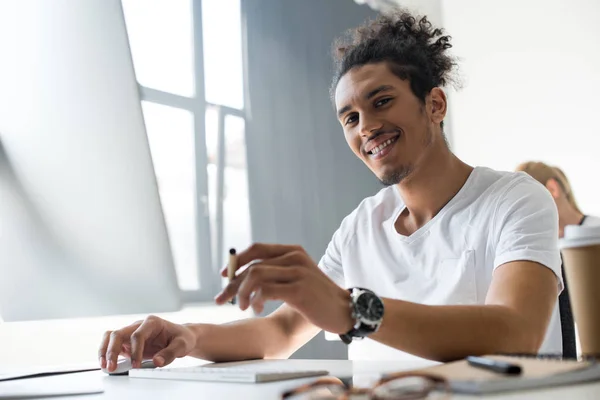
{"left": 356, "top": 291, "right": 384, "bottom": 321}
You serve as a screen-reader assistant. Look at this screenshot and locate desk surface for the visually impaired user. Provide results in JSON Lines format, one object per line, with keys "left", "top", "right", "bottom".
{"left": 2, "top": 360, "right": 600, "bottom": 399}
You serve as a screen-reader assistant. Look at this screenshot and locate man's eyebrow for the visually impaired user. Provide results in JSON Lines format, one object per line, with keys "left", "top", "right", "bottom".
{"left": 337, "top": 105, "right": 352, "bottom": 118}
{"left": 337, "top": 85, "right": 394, "bottom": 118}
{"left": 366, "top": 85, "right": 394, "bottom": 100}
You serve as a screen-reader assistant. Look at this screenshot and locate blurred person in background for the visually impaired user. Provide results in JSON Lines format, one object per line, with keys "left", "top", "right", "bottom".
{"left": 517, "top": 160, "right": 600, "bottom": 358}
{"left": 516, "top": 161, "right": 600, "bottom": 237}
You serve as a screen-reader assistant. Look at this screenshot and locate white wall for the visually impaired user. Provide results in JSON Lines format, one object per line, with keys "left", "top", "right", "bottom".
{"left": 395, "top": 0, "right": 443, "bottom": 25}
{"left": 442, "top": 0, "right": 600, "bottom": 216}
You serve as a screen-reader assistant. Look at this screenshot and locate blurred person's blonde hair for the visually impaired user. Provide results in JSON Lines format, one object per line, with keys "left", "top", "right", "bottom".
{"left": 516, "top": 161, "right": 582, "bottom": 214}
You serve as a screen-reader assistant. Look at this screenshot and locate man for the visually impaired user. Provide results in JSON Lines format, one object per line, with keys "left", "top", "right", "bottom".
{"left": 99, "top": 11, "right": 562, "bottom": 372}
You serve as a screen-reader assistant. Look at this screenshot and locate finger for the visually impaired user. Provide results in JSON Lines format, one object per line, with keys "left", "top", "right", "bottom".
{"left": 220, "top": 259, "right": 260, "bottom": 278}
{"left": 250, "top": 288, "right": 265, "bottom": 314}
{"left": 251, "top": 250, "right": 308, "bottom": 268}
{"left": 219, "top": 248, "right": 306, "bottom": 278}
{"left": 220, "top": 243, "right": 303, "bottom": 276}
{"left": 220, "top": 259, "right": 258, "bottom": 278}
{"left": 237, "top": 265, "right": 301, "bottom": 310}
{"left": 130, "top": 317, "right": 159, "bottom": 368}
{"left": 105, "top": 322, "right": 140, "bottom": 372}
{"left": 105, "top": 331, "right": 126, "bottom": 372}
{"left": 250, "top": 282, "right": 296, "bottom": 313}
{"left": 215, "top": 264, "right": 298, "bottom": 306}
{"left": 98, "top": 331, "right": 111, "bottom": 368}
{"left": 121, "top": 343, "right": 132, "bottom": 358}
{"left": 153, "top": 337, "right": 189, "bottom": 367}
{"left": 214, "top": 272, "right": 245, "bottom": 305}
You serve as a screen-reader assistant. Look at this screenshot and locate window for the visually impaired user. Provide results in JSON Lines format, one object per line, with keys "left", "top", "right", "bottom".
{"left": 222, "top": 115, "right": 251, "bottom": 266}
{"left": 141, "top": 102, "right": 198, "bottom": 290}
{"left": 122, "top": 0, "right": 195, "bottom": 97}
{"left": 201, "top": 0, "right": 244, "bottom": 109}
{"left": 122, "top": 0, "right": 251, "bottom": 300}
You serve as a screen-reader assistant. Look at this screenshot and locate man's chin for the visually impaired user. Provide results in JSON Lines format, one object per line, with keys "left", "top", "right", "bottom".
{"left": 377, "top": 166, "right": 411, "bottom": 187}
{"left": 378, "top": 176, "right": 402, "bottom": 187}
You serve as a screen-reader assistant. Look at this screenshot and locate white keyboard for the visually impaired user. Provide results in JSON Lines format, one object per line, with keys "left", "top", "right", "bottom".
{"left": 129, "top": 362, "right": 329, "bottom": 383}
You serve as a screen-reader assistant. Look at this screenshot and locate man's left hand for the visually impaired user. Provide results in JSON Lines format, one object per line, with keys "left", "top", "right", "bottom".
{"left": 215, "top": 243, "right": 353, "bottom": 335}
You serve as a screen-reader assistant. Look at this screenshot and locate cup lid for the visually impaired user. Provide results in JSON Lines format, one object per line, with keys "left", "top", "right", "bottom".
{"left": 560, "top": 225, "right": 600, "bottom": 249}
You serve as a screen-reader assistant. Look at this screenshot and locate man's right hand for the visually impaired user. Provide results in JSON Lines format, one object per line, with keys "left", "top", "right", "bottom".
{"left": 99, "top": 315, "right": 197, "bottom": 372}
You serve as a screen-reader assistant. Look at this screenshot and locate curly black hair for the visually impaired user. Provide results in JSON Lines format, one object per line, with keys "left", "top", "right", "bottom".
{"left": 330, "top": 10, "right": 456, "bottom": 105}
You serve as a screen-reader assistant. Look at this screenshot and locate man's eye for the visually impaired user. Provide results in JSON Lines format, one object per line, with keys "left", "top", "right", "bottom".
{"left": 345, "top": 114, "right": 358, "bottom": 125}
{"left": 375, "top": 98, "right": 392, "bottom": 107}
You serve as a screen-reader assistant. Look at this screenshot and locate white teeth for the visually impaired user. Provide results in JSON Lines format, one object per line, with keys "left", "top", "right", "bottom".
{"left": 370, "top": 138, "right": 395, "bottom": 156}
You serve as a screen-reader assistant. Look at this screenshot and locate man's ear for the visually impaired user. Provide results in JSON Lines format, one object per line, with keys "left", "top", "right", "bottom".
{"left": 545, "top": 178, "right": 562, "bottom": 199}
{"left": 428, "top": 87, "right": 447, "bottom": 125}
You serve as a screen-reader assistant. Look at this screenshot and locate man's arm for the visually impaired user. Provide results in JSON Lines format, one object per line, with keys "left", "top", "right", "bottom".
{"left": 369, "top": 260, "right": 558, "bottom": 362}
{"left": 186, "top": 305, "right": 320, "bottom": 362}
{"left": 99, "top": 303, "right": 319, "bottom": 370}
{"left": 214, "top": 244, "right": 559, "bottom": 363}
{"left": 101, "top": 243, "right": 346, "bottom": 372}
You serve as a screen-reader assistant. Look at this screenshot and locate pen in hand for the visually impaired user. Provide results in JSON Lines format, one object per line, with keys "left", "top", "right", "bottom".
{"left": 466, "top": 356, "right": 522, "bottom": 375}
{"left": 228, "top": 248, "right": 237, "bottom": 305}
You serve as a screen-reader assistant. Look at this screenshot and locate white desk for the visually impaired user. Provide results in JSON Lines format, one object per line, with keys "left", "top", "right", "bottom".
{"left": 2, "top": 360, "right": 600, "bottom": 399}
{"left": 0, "top": 304, "right": 252, "bottom": 369}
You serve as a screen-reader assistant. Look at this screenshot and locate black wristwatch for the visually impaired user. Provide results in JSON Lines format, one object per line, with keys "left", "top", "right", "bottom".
{"left": 339, "top": 287, "right": 385, "bottom": 344}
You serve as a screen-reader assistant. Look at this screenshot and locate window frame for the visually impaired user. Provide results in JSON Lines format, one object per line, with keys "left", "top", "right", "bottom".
{"left": 133, "top": 0, "right": 250, "bottom": 302}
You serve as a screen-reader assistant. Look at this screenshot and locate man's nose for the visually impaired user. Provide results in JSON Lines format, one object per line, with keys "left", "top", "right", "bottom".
{"left": 358, "top": 115, "right": 383, "bottom": 138}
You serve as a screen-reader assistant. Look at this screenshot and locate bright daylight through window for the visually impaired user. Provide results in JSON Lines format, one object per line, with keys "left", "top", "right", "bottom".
{"left": 122, "top": 0, "right": 251, "bottom": 294}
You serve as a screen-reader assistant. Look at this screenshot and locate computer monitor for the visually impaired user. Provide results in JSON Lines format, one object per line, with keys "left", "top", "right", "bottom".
{"left": 0, "top": 0, "right": 182, "bottom": 321}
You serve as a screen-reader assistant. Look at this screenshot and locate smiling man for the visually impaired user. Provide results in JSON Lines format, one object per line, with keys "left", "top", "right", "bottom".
{"left": 99, "top": 11, "right": 563, "bottom": 371}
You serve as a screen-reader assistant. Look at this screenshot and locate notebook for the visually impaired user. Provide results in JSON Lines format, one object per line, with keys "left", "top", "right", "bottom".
{"left": 412, "top": 355, "right": 600, "bottom": 394}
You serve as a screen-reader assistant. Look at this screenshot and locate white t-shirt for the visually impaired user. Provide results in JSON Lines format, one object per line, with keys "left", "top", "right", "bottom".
{"left": 319, "top": 167, "right": 563, "bottom": 361}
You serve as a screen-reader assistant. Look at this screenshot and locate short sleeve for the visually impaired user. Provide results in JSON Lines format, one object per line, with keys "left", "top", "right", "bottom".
{"left": 318, "top": 225, "right": 348, "bottom": 288}
{"left": 493, "top": 175, "right": 563, "bottom": 291}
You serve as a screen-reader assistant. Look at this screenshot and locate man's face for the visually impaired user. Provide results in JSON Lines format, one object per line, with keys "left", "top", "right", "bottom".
{"left": 335, "top": 62, "right": 441, "bottom": 186}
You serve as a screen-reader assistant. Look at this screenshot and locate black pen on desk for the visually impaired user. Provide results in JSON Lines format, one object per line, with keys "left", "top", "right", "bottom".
{"left": 228, "top": 248, "right": 237, "bottom": 305}
{"left": 466, "top": 356, "right": 522, "bottom": 375}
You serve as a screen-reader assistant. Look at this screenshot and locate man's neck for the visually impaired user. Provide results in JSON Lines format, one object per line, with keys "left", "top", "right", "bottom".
{"left": 394, "top": 142, "right": 473, "bottom": 234}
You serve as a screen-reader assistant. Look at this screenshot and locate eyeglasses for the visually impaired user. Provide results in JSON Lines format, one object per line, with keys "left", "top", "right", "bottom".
{"left": 281, "top": 372, "right": 450, "bottom": 400}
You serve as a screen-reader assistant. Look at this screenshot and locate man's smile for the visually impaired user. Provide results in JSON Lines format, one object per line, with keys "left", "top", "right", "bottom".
{"left": 367, "top": 133, "right": 401, "bottom": 160}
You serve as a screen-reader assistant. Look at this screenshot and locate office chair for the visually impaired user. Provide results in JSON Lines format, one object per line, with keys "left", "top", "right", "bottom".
{"left": 559, "top": 262, "right": 577, "bottom": 359}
